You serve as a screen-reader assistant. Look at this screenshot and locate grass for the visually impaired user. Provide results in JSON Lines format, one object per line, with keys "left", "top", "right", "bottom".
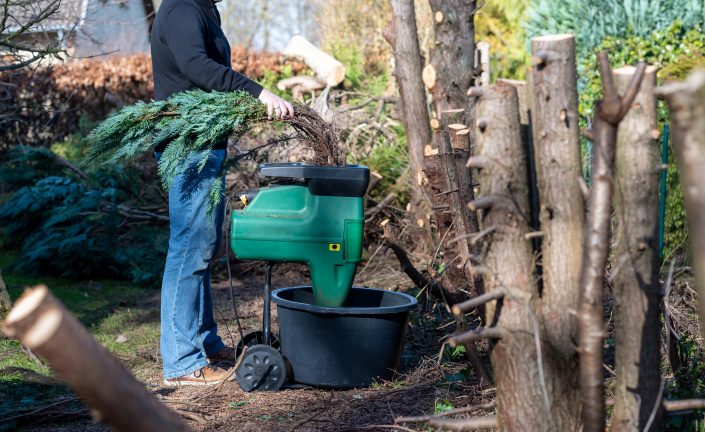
{"left": 0, "top": 251, "right": 162, "bottom": 429}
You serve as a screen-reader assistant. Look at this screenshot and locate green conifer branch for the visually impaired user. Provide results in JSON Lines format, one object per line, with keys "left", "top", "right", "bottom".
{"left": 83, "top": 89, "right": 342, "bottom": 215}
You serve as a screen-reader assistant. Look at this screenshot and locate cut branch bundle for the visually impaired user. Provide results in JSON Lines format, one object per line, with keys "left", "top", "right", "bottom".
{"left": 1, "top": 285, "right": 190, "bottom": 432}
{"left": 83, "top": 90, "right": 344, "bottom": 212}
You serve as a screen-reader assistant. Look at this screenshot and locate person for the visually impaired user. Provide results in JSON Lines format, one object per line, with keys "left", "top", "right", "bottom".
{"left": 150, "top": 0, "right": 294, "bottom": 385}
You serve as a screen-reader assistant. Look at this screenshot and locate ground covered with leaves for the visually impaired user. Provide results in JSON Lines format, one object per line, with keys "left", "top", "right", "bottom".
{"left": 0, "top": 249, "right": 499, "bottom": 432}
{"left": 2, "top": 249, "right": 703, "bottom": 431}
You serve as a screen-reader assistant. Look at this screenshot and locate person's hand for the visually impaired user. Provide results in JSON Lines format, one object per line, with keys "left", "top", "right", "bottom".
{"left": 258, "top": 89, "right": 294, "bottom": 120}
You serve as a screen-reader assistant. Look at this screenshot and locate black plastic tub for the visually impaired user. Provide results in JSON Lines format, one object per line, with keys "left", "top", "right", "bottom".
{"left": 271, "top": 286, "right": 418, "bottom": 388}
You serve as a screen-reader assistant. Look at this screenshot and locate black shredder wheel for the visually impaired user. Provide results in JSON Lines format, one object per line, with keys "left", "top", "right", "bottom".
{"left": 235, "top": 344, "right": 286, "bottom": 392}
{"left": 235, "top": 330, "right": 280, "bottom": 358}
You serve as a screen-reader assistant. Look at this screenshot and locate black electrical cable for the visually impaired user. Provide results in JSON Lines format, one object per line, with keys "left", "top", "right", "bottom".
{"left": 224, "top": 193, "right": 245, "bottom": 344}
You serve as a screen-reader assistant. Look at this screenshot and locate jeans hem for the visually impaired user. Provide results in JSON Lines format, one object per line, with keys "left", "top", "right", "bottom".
{"left": 204, "top": 339, "right": 226, "bottom": 358}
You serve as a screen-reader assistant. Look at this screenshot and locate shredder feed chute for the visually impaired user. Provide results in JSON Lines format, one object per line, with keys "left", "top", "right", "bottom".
{"left": 229, "top": 163, "right": 370, "bottom": 307}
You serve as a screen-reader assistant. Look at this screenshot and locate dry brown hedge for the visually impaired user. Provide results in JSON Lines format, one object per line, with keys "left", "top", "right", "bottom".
{"left": 0, "top": 46, "right": 306, "bottom": 149}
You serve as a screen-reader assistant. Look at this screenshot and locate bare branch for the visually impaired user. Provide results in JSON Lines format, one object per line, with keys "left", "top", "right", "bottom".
{"left": 663, "top": 399, "right": 705, "bottom": 412}
{"left": 466, "top": 155, "right": 489, "bottom": 169}
{"left": 427, "top": 415, "right": 498, "bottom": 431}
{"left": 523, "top": 231, "right": 544, "bottom": 240}
{"left": 618, "top": 62, "right": 648, "bottom": 118}
{"left": 531, "top": 50, "right": 549, "bottom": 66}
{"left": 449, "top": 327, "right": 508, "bottom": 347}
{"left": 467, "top": 87, "right": 484, "bottom": 98}
{"left": 448, "top": 225, "right": 497, "bottom": 246}
{"left": 395, "top": 401, "right": 496, "bottom": 424}
{"left": 380, "top": 221, "right": 444, "bottom": 297}
{"left": 364, "top": 193, "right": 396, "bottom": 218}
{"left": 578, "top": 176, "right": 590, "bottom": 200}
{"left": 53, "top": 152, "right": 88, "bottom": 180}
{"left": 597, "top": 52, "right": 618, "bottom": 107}
{"left": 656, "top": 70, "right": 705, "bottom": 98}
{"left": 468, "top": 196, "right": 498, "bottom": 211}
{"left": 452, "top": 287, "right": 508, "bottom": 315}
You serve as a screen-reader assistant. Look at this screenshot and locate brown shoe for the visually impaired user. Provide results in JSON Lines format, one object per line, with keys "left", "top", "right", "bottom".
{"left": 206, "top": 346, "right": 237, "bottom": 362}
{"left": 164, "top": 365, "right": 230, "bottom": 386}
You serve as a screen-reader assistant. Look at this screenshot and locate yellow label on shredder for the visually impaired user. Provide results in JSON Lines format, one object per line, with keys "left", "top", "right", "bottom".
{"left": 329, "top": 244, "right": 340, "bottom": 251}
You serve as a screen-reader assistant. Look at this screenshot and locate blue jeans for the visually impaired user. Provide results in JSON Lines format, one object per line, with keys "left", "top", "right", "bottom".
{"left": 155, "top": 150, "right": 226, "bottom": 379}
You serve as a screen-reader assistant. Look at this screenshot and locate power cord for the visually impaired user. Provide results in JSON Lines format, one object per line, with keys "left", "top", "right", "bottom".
{"left": 224, "top": 193, "right": 245, "bottom": 344}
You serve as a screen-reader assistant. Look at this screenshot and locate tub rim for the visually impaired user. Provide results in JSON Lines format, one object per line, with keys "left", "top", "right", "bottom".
{"left": 271, "top": 286, "right": 419, "bottom": 315}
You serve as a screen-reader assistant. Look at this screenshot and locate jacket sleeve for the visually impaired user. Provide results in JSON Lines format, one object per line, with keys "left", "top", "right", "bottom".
{"left": 163, "top": 3, "right": 263, "bottom": 97}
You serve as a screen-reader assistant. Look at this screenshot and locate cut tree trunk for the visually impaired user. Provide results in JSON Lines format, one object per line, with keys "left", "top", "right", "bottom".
{"left": 424, "top": 131, "right": 491, "bottom": 388}
{"left": 611, "top": 65, "right": 663, "bottom": 432}
{"left": 470, "top": 83, "right": 546, "bottom": 431}
{"left": 0, "top": 269, "right": 11, "bottom": 320}
{"left": 495, "top": 79, "right": 540, "bottom": 247}
{"left": 426, "top": 0, "right": 476, "bottom": 131}
{"left": 282, "top": 36, "right": 345, "bottom": 87}
{"left": 423, "top": 132, "right": 480, "bottom": 304}
{"left": 529, "top": 34, "right": 585, "bottom": 431}
{"left": 384, "top": 0, "right": 432, "bottom": 197}
{"left": 578, "top": 54, "right": 646, "bottom": 432}
{"left": 1, "top": 285, "right": 191, "bottom": 432}
{"left": 658, "top": 70, "right": 705, "bottom": 339}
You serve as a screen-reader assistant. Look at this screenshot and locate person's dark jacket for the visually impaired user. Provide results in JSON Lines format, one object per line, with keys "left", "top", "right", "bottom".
{"left": 150, "top": 0, "right": 263, "bottom": 151}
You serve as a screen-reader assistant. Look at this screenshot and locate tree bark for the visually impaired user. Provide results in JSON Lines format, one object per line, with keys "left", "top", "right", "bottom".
{"left": 658, "top": 70, "right": 705, "bottom": 338}
{"left": 384, "top": 0, "right": 432, "bottom": 197}
{"left": 423, "top": 133, "right": 477, "bottom": 305}
{"left": 529, "top": 34, "right": 585, "bottom": 431}
{"left": 1, "top": 285, "right": 191, "bottom": 432}
{"left": 471, "top": 83, "right": 545, "bottom": 431}
{"left": 495, "top": 79, "right": 540, "bottom": 248}
{"left": 427, "top": 0, "right": 476, "bottom": 131}
{"left": 0, "top": 269, "right": 11, "bottom": 321}
{"left": 611, "top": 65, "right": 663, "bottom": 432}
{"left": 577, "top": 54, "right": 646, "bottom": 432}
{"left": 424, "top": 131, "right": 491, "bottom": 388}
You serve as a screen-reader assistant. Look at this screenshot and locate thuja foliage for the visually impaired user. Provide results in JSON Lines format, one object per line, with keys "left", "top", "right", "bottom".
{"left": 83, "top": 89, "right": 343, "bottom": 213}
{"left": 578, "top": 21, "right": 705, "bottom": 259}
{"left": 524, "top": 0, "right": 704, "bottom": 55}
{"left": 0, "top": 146, "right": 169, "bottom": 286}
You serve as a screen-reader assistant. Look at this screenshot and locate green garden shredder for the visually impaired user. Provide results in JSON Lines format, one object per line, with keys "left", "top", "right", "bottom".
{"left": 227, "top": 162, "right": 369, "bottom": 390}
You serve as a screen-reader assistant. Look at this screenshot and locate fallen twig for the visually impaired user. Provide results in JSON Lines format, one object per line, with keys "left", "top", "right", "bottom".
{"left": 21, "top": 346, "right": 45, "bottom": 368}
{"left": 365, "top": 193, "right": 397, "bottom": 219}
{"left": 0, "top": 397, "right": 84, "bottom": 424}
{"left": 428, "top": 414, "right": 497, "bottom": 431}
{"left": 173, "top": 409, "right": 206, "bottom": 424}
{"left": 190, "top": 346, "right": 248, "bottom": 403}
{"left": 395, "top": 400, "right": 496, "bottom": 424}
{"left": 337, "top": 425, "right": 417, "bottom": 432}
{"left": 663, "top": 399, "right": 705, "bottom": 412}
